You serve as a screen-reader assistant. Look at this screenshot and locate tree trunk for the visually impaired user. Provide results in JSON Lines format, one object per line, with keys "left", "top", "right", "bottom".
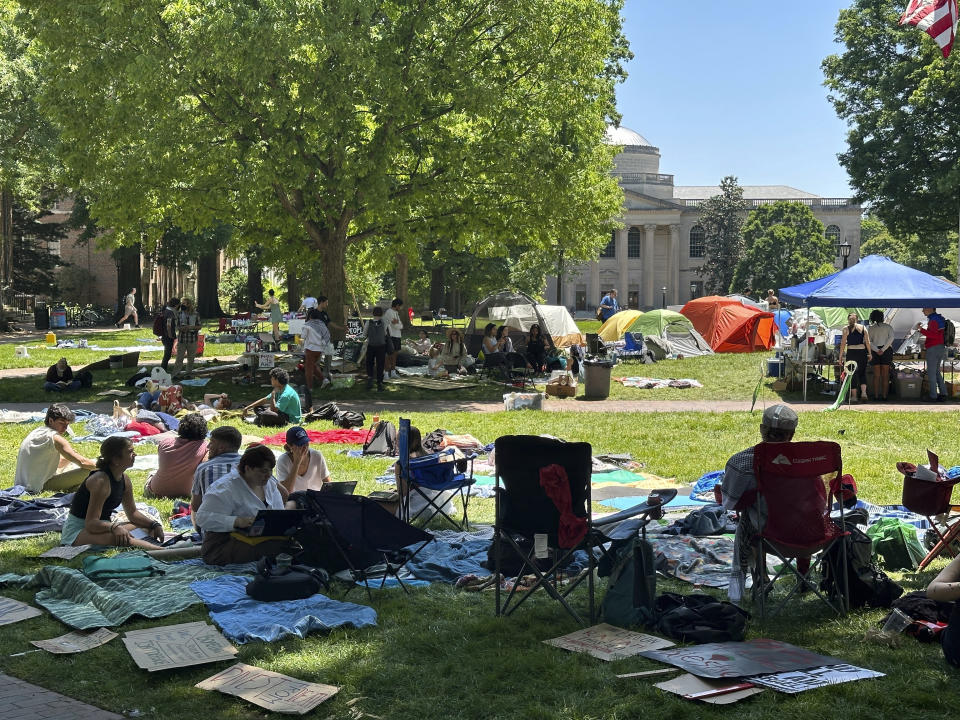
{"left": 429, "top": 265, "right": 445, "bottom": 311}
{"left": 556, "top": 249, "right": 564, "bottom": 306}
{"left": 396, "top": 252, "right": 408, "bottom": 328}
{"left": 196, "top": 250, "right": 223, "bottom": 317}
{"left": 246, "top": 246, "right": 263, "bottom": 312}
{"left": 0, "top": 189, "right": 13, "bottom": 287}
{"left": 307, "top": 225, "right": 348, "bottom": 342}
{"left": 285, "top": 261, "right": 299, "bottom": 313}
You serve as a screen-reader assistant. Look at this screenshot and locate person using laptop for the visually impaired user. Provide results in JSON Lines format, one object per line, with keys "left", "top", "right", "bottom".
{"left": 276, "top": 426, "right": 332, "bottom": 494}
{"left": 195, "top": 444, "right": 295, "bottom": 565}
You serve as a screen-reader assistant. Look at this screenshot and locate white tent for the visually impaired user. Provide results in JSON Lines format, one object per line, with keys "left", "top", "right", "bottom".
{"left": 496, "top": 304, "right": 585, "bottom": 347}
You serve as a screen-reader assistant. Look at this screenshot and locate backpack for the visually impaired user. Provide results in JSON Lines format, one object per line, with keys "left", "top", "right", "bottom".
{"left": 75, "top": 370, "right": 94, "bottom": 388}
{"left": 366, "top": 319, "right": 387, "bottom": 347}
{"left": 596, "top": 306, "right": 604, "bottom": 321}
{"left": 654, "top": 592, "right": 749, "bottom": 643}
{"left": 362, "top": 420, "right": 398, "bottom": 455}
{"left": 600, "top": 537, "right": 656, "bottom": 628}
{"left": 945, "top": 318, "right": 956, "bottom": 346}
{"left": 820, "top": 524, "right": 903, "bottom": 608}
{"left": 245, "top": 556, "right": 329, "bottom": 602}
{"left": 333, "top": 410, "right": 365, "bottom": 429}
{"left": 152, "top": 313, "right": 165, "bottom": 337}
{"left": 82, "top": 554, "right": 162, "bottom": 580}
{"left": 866, "top": 518, "right": 926, "bottom": 571}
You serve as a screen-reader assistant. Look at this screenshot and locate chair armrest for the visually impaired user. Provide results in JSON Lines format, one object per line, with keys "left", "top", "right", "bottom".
{"left": 592, "top": 488, "right": 678, "bottom": 528}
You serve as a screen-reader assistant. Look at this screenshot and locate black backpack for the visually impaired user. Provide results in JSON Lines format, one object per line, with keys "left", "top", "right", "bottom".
{"left": 366, "top": 318, "right": 387, "bottom": 347}
{"left": 600, "top": 537, "right": 656, "bottom": 628}
{"left": 654, "top": 592, "right": 749, "bottom": 643}
{"left": 945, "top": 318, "right": 956, "bottom": 346}
{"left": 362, "top": 420, "right": 398, "bottom": 455}
{"left": 152, "top": 313, "right": 165, "bottom": 337}
{"left": 333, "top": 410, "right": 365, "bottom": 429}
{"left": 820, "top": 524, "right": 903, "bottom": 608}
{"left": 245, "top": 556, "right": 329, "bottom": 602}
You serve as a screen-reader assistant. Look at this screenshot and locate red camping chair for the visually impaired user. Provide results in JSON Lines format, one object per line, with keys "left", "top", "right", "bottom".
{"left": 900, "top": 472, "right": 960, "bottom": 570}
{"left": 752, "top": 440, "right": 848, "bottom": 618}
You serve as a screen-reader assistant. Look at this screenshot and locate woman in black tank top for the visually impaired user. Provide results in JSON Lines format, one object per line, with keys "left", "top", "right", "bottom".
{"left": 62, "top": 436, "right": 165, "bottom": 548}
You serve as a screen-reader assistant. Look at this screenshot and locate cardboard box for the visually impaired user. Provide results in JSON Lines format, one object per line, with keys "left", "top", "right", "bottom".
{"left": 896, "top": 374, "right": 922, "bottom": 399}
{"left": 947, "top": 381, "right": 960, "bottom": 398}
{"left": 546, "top": 382, "right": 577, "bottom": 398}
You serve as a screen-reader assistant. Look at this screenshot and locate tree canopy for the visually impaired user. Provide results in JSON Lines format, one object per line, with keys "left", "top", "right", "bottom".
{"left": 21, "top": 0, "right": 628, "bottom": 332}
{"left": 731, "top": 201, "right": 834, "bottom": 295}
{"left": 860, "top": 216, "right": 958, "bottom": 277}
{"left": 695, "top": 176, "right": 746, "bottom": 294}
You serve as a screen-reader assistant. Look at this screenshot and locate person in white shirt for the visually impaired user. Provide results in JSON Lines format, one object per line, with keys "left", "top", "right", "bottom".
{"left": 195, "top": 444, "right": 294, "bottom": 565}
{"left": 301, "top": 308, "right": 332, "bottom": 409}
{"left": 190, "top": 425, "right": 244, "bottom": 529}
{"left": 298, "top": 294, "right": 318, "bottom": 313}
{"left": 868, "top": 309, "right": 894, "bottom": 402}
{"left": 116, "top": 287, "right": 139, "bottom": 328}
{"left": 383, "top": 297, "right": 404, "bottom": 379}
{"left": 275, "top": 426, "right": 332, "bottom": 494}
{"left": 15, "top": 404, "right": 97, "bottom": 492}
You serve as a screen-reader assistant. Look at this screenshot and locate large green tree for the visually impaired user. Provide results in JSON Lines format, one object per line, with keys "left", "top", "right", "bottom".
{"left": 731, "top": 201, "right": 834, "bottom": 295}
{"left": 823, "top": 0, "right": 960, "bottom": 279}
{"left": 696, "top": 176, "right": 747, "bottom": 294}
{"left": 21, "top": 0, "right": 626, "bottom": 335}
{"left": 860, "top": 216, "right": 958, "bottom": 276}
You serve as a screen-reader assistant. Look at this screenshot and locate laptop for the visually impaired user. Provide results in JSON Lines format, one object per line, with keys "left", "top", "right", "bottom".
{"left": 246, "top": 509, "right": 307, "bottom": 537}
{"left": 320, "top": 481, "right": 357, "bottom": 496}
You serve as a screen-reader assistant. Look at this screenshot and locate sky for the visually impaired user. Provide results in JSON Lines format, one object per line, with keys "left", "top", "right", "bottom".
{"left": 616, "top": 1, "right": 858, "bottom": 197}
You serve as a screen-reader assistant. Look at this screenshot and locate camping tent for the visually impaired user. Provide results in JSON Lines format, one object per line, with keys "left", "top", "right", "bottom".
{"left": 599, "top": 309, "right": 712, "bottom": 357}
{"left": 779, "top": 255, "right": 960, "bottom": 308}
{"left": 598, "top": 309, "right": 644, "bottom": 341}
{"left": 466, "top": 290, "right": 584, "bottom": 349}
{"left": 726, "top": 293, "right": 765, "bottom": 309}
{"left": 771, "top": 309, "right": 793, "bottom": 338}
{"left": 810, "top": 306, "right": 877, "bottom": 328}
{"left": 680, "top": 296, "right": 776, "bottom": 353}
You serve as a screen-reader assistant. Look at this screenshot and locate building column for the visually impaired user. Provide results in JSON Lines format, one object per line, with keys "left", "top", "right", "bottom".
{"left": 616, "top": 228, "right": 629, "bottom": 304}
{"left": 590, "top": 261, "right": 600, "bottom": 309}
{"left": 643, "top": 224, "right": 656, "bottom": 307}
{"left": 670, "top": 224, "right": 681, "bottom": 305}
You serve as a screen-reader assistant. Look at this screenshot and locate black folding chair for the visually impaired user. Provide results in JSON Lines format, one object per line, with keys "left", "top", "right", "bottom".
{"left": 493, "top": 435, "right": 676, "bottom": 625}
{"left": 300, "top": 490, "right": 433, "bottom": 601}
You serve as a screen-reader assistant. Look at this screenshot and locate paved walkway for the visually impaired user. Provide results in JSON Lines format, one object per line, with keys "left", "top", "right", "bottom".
{"left": 0, "top": 672, "right": 124, "bottom": 719}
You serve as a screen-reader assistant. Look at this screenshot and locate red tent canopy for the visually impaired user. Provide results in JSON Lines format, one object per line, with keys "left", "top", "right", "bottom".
{"left": 680, "top": 296, "right": 775, "bottom": 353}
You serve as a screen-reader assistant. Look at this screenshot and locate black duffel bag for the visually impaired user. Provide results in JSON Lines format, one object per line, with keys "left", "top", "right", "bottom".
{"left": 245, "top": 556, "right": 329, "bottom": 602}
{"left": 654, "top": 592, "right": 749, "bottom": 643}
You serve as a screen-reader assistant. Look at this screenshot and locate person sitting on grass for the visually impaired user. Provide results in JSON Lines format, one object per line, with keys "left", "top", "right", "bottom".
{"left": 244, "top": 366, "right": 302, "bottom": 426}
{"left": 60, "top": 436, "right": 165, "bottom": 549}
{"left": 15, "top": 404, "right": 97, "bottom": 493}
{"left": 427, "top": 346, "right": 449, "bottom": 378}
{"left": 439, "top": 328, "right": 475, "bottom": 375}
{"left": 143, "top": 413, "right": 210, "bottom": 498}
{"left": 525, "top": 324, "right": 551, "bottom": 373}
{"left": 276, "top": 425, "right": 332, "bottom": 495}
{"left": 409, "top": 329, "right": 433, "bottom": 355}
{"left": 927, "top": 554, "right": 960, "bottom": 666}
{"left": 43, "top": 358, "right": 81, "bottom": 392}
{"left": 195, "top": 444, "right": 296, "bottom": 565}
{"left": 191, "top": 425, "right": 243, "bottom": 530}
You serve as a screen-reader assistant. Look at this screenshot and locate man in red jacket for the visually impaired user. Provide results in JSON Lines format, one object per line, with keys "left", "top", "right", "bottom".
{"left": 917, "top": 307, "right": 948, "bottom": 402}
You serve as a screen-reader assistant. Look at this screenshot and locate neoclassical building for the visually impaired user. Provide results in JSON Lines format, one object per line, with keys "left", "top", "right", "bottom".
{"left": 547, "top": 126, "right": 863, "bottom": 310}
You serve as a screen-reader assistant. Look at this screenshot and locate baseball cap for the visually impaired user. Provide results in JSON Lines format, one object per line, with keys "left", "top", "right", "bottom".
{"left": 285, "top": 426, "right": 310, "bottom": 446}
{"left": 761, "top": 404, "right": 798, "bottom": 431}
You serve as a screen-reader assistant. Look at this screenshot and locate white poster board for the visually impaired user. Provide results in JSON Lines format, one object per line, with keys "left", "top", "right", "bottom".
{"left": 655, "top": 673, "right": 764, "bottom": 704}
{"left": 122, "top": 621, "right": 237, "bottom": 672}
{"left": 32, "top": 628, "right": 118, "bottom": 654}
{"left": 749, "top": 664, "right": 884, "bottom": 693}
{"left": 257, "top": 353, "right": 276, "bottom": 369}
{"left": 287, "top": 319, "right": 305, "bottom": 336}
{"left": 544, "top": 623, "right": 674, "bottom": 661}
{"left": 0, "top": 596, "right": 43, "bottom": 626}
{"left": 196, "top": 663, "right": 339, "bottom": 714}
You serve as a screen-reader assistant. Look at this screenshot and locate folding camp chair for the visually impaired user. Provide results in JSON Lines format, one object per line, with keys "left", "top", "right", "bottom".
{"left": 751, "top": 440, "right": 849, "bottom": 618}
{"left": 298, "top": 490, "right": 433, "bottom": 601}
{"left": 397, "top": 419, "right": 476, "bottom": 530}
{"left": 618, "top": 332, "right": 647, "bottom": 363}
{"left": 900, "top": 471, "right": 960, "bottom": 570}
{"left": 493, "top": 434, "right": 677, "bottom": 625}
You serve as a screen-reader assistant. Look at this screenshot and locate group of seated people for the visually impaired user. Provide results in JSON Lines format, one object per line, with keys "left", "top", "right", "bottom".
{"left": 480, "top": 322, "right": 557, "bottom": 378}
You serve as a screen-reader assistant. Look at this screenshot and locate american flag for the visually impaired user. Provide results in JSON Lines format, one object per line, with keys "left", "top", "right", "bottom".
{"left": 901, "top": 0, "right": 959, "bottom": 58}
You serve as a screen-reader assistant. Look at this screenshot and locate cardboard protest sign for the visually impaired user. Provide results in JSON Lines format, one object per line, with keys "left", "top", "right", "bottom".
{"left": 122, "top": 621, "right": 237, "bottom": 672}
{"left": 36, "top": 544, "right": 92, "bottom": 560}
{"left": 748, "top": 663, "right": 884, "bottom": 693}
{"left": 31, "top": 628, "right": 118, "bottom": 654}
{"left": 0, "top": 596, "right": 43, "bottom": 626}
{"left": 655, "top": 673, "right": 764, "bottom": 704}
{"left": 641, "top": 638, "right": 840, "bottom": 678}
{"left": 196, "top": 663, "right": 339, "bottom": 714}
{"left": 545, "top": 623, "right": 674, "bottom": 661}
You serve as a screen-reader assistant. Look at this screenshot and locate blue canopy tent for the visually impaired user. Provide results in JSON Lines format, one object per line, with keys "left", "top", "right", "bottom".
{"left": 772, "top": 309, "right": 792, "bottom": 337}
{"left": 780, "top": 255, "right": 960, "bottom": 308}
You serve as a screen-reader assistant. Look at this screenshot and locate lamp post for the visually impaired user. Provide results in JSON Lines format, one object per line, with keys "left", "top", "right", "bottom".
{"left": 839, "top": 240, "right": 852, "bottom": 269}
{"left": 689, "top": 281, "right": 697, "bottom": 300}
{"left": 661, "top": 286, "right": 667, "bottom": 309}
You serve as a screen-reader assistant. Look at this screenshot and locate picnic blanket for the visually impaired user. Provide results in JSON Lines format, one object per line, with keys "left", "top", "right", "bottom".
{"left": 190, "top": 575, "right": 377, "bottom": 643}
{"left": 261, "top": 428, "right": 370, "bottom": 445}
{"left": 648, "top": 535, "right": 735, "bottom": 588}
{"left": 614, "top": 377, "right": 703, "bottom": 389}
{"left": 18, "top": 557, "right": 244, "bottom": 629}
{"left": 382, "top": 375, "right": 475, "bottom": 391}
{"left": 0, "top": 493, "right": 74, "bottom": 540}
{"left": 0, "top": 410, "right": 46, "bottom": 424}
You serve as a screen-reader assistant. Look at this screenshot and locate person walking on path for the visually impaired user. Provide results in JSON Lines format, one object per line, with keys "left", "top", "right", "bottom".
{"left": 598, "top": 289, "right": 620, "bottom": 321}
{"left": 255, "top": 288, "right": 283, "bottom": 344}
{"left": 172, "top": 297, "right": 201, "bottom": 377}
{"left": 383, "top": 297, "right": 404, "bottom": 379}
{"left": 839, "top": 313, "right": 872, "bottom": 403}
{"left": 116, "top": 287, "right": 139, "bottom": 328}
{"left": 917, "top": 307, "right": 948, "bottom": 402}
{"left": 160, "top": 297, "right": 181, "bottom": 370}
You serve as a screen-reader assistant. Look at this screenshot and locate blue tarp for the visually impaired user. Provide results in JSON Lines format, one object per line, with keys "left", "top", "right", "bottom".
{"left": 780, "top": 255, "right": 960, "bottom": 308}
{"left": 772, "top": 309, "right": 792, "bottom": 336}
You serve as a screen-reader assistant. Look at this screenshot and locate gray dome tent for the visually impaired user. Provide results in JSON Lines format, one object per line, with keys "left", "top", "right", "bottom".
{"left": 464, "top": 290, "right": 552, "bottom": 357}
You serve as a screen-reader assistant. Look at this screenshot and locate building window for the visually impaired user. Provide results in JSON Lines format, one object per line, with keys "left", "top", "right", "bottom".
{"left": 689, "top": 225, "right": 706, "bottom": 258}
{"left": 627, "top": 290, "right": 639, "bottom": 309}
{"left": 600, "top": 231, "right": 616, "bottom": 258}
{"left": 825, "top": 225, "right": 842, "bottom": 256}
{"left": 575, "top": 287, "right": 586, "bottom": 311}
{"left": 627, "top": 227, "right": 641, "bottom": 258}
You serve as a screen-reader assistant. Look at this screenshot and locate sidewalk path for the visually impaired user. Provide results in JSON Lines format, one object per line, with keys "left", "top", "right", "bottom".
{"left": 0, "top": 672, "right": 124, "bottom": 719}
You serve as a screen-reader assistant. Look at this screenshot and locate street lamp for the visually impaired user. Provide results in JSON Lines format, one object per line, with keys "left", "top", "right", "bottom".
{"left": 689, "top": 281, "right": 697, "bottom": 300}
{"left": 839, "top": 240, "right": 852, "bottom": 269}
{"left": 661, "top": 286, "right": 667, "bottom": 309}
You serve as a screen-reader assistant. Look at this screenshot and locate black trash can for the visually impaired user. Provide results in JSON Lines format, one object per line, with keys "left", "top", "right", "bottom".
{"left": 34, "top": 303, "right": 49, "bottom": 331}
{"left": 583, "top": 359, "right": 614, "bottom": 400}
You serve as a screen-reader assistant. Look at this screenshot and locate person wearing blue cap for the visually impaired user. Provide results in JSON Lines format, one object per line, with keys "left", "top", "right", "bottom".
{"left": 276, "top": 426, "right": 331, "bottom": 494}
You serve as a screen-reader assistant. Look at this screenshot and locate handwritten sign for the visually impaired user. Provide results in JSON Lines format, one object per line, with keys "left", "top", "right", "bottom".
{"left": 32, "top": 628, "right": 118, "bottom": 654}
{"left": 544, "top": 623, "right": 674, "bottom": 661}
{"left": 0, "top": 596, "right": 43, "bottom": 627}
{"left": 122, "top": 621, "right": 237, "bottom": 672}
{"left": 347, "top": 318, "right": 363, "bottom": 337}
{"left": 655, "top": 673, "right": 764, "bottom": 705}
{"left": 36, "top": 544, "right": 92, "bottom": 560}
{"left": 196, "top": 663, "right": 339, "bottom": 714}
{"left": 749, "top": 664, "right": 884, "bottom": 694}
{"left": 257, "top": 353, "right": 276, "bottom": 369}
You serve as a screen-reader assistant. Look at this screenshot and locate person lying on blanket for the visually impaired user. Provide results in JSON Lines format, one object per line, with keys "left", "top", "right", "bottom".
{"left": 15, "top": 404, "right": 97, "bottom": 493}
{"left": 60, "top": 436, "right": 165, "bottom": 549}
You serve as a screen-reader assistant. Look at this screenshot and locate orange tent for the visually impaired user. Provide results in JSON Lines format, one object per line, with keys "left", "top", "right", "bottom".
{"left": 680, "top": 296, "right": 776, "bottom": 353}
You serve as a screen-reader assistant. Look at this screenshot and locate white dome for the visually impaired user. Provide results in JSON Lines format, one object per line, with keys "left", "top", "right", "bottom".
{"left": 604, "top": 125, "right": 654, "bottom": 148}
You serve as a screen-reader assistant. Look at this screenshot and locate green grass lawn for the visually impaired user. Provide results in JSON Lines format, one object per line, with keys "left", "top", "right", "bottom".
{"left": 0, "top": 409, "right": 957, "bottom": 718}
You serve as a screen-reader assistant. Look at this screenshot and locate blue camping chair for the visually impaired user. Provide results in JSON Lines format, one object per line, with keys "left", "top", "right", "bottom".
{"left": 619, "top": 332, "right": 647, "bottom": 362}
{"left": 398, "top": 418, "right": 476, "bottom": 530}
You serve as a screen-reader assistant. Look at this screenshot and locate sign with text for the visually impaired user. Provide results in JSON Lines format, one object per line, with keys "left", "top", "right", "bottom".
{"left": 32, "top": 628, "right": 118, "bottom": 654}
{"left": 0, "top": 596, "right": 42, "bottom": 626}
{"left": 257, "top": 352, "right": 276, "bottom": 369}
{"left": 196, "top": 663, "right": 339, "bottom": 714}
{"left": 545, "top": 623, "right": 674, "bottom": 661}
{"left": 122, "top": 621, "right": 237, "bottom": 672}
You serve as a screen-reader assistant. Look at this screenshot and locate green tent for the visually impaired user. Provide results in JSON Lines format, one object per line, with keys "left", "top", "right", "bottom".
{"left": 628, "top": 309, "right": 693, "bottom": 337}
{"left": 810, "top": 306, "right": 876, "bottom": 327}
